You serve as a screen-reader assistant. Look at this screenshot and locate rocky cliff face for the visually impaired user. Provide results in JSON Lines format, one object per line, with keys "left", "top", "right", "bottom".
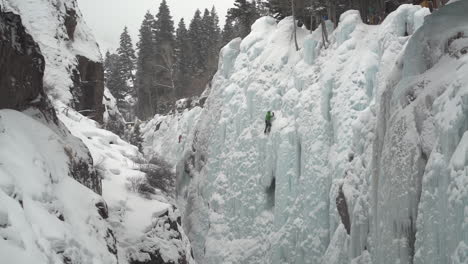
{"left": 2, "top": 0, "right": 105, "bottom": 122}
{"left": 72, "top": 55, "right": 105, "bottom": 123}
{"left": 0, "top": 6, "right": 102, "bottom": 194}
{"left": 0, "top": 7, "right": 44, "bottom": 110}
{"left": 0, "top": 5, "right": 116, "bottom": 263}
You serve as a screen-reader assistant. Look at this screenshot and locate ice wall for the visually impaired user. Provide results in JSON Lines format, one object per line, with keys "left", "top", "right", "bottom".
{"left": 148, "top": 3, "right": 467, "bottom": 264}
{"left": 142, "top": 107, "right": 203, "bottom": 165}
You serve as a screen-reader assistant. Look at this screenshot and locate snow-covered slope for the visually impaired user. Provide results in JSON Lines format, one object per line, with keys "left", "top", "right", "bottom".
{"left": 144, "top": 3, "right": 467, "bottom": 264}
{"left": 0, "top": 109, "right": 117, "bottom": 264}
{"left": 0, "top": 105, "right": 195, "bottom": 264}
{"left": 58, "top": 104, "right": 195, "bottom": 264}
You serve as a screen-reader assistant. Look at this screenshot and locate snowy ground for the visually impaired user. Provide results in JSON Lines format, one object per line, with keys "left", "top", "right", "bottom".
{"left": 146, "top": 3, "right": 468, "bottom": 264}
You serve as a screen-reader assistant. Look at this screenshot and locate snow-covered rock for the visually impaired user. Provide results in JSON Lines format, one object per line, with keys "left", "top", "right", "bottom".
{"left": 144, "top": 3, "right": 467, "bottom": 264}
{"left": 103, "top": 87, "right": 126, "bottom": 136}
{"left": 0, "top": 109, "right": 117, "bottom": 264}
{"left": 2, "top": 0, "right": 105, "bottom": 122}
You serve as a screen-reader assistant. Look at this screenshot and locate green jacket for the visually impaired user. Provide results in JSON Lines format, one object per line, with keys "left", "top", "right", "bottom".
{"left": 265, "top": 112, "right": 273, "bottom": 122}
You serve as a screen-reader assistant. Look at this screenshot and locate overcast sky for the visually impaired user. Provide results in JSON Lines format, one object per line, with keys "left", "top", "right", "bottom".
{"left": 77, "top": 0, "right": 234, "bottom": 53}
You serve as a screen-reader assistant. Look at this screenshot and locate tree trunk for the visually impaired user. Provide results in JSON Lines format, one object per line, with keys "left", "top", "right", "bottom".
{"left": 331, "top": 0, "right": 337, "bottom": 28}
{"left": 377, "top": 0, "right": 385, "bottom": 18}
{"left": 291, "top": 0, "right": 299, "bottom": 51}
{"left": 310, "top": 14, "right": 314, "bottom": 33}
{"left": 361, "top": 0, "right": 369, "bottom": 24}
{"left": 321, "top": 17, "right": 329, "bottom": 48}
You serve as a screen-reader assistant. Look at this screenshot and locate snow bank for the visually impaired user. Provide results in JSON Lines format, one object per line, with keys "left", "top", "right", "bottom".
{"left": 0, "top": 109, "right": 116, "bottom": 264}
{"left": 144, "top": 3, "right": 468, "bottom": 264}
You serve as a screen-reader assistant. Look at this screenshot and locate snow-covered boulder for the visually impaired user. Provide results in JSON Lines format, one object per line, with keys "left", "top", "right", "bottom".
{"left": 103, "top": 87, "right": 126, "bottom": 136}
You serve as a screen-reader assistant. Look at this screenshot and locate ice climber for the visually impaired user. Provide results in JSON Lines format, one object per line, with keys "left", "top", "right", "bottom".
{"left": 264, "top": 111, "right": 274, "bottom": 134}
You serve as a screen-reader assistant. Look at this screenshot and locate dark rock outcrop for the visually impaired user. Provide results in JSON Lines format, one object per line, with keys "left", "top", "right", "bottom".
{"left": 64, "top": 8, "right": 77, "bottom": 41}
{"left": 105, "top": 228, "right": 118, "bottom": 256}
{"left": 67, "top": 149, "right": 102, "bottom": 194}
{"left": 336, "top": 184, "right": 351, "bottom": 235}
{"left": 0, "top": 7, "right": 45, "bottom": 110}
{"left": 96, "top": 200, "right": 109, "bottom": 219}
{"left": 72, "top": 55, "right": 105, "bottom": 123}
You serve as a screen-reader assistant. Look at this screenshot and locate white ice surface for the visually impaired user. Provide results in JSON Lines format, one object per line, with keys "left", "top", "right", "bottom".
{"left": 147, "top": 3, "right": 468, "bottom": 264}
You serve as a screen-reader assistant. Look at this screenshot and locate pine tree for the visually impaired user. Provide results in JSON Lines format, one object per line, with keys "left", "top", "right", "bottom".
{"left": 107, "top": 66, "right": 127, "bottom": 105}
{"left": 135, "top": 11, "right": 157, "bottom": 120}
{"left": 207, "top": 6, "right": 221, "bottom": 72}
{"left": 154, "top": 0, "right": 175, "bottom": 45}
{"left": 228, "top": 0, "right": 260, "bottom": 38}
{"left": 188, "top": 9, "right": 204, "bottom": 75}
{"left": 154, "top": 0, "right": 176, "bottom": 114}
{"left": 174, "top": 18, "right": 190, "bottom": 97}
{"left": 104, "top": 51, "right": 119, "bottom": 81}
{"left": 104, "top": 51, "right": 128, "bottom": 113}
{"left": 267, "top": 0, "right": 290, "bottom": 20}
{"left": 117, "top": 26, "right": 136, "bottom": 87}
{"left": 200, "top": 8, "right": 212, "bottom": 68}
{"left": 223, "top": 15, "right": 237, "bottom": 45}
{"left": 256, "top": 0, "right": 270, "bottom": 16}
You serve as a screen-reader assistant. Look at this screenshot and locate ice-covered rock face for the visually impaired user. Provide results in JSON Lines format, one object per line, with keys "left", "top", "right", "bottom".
{"left": 167, "top": 3, "right": 468, "bottom": 264}
{"left": 1, "top": 0, "right": 105, "bottom": 122}
{"left": 142, "top": 107, "right": 203, "bottom": 165}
